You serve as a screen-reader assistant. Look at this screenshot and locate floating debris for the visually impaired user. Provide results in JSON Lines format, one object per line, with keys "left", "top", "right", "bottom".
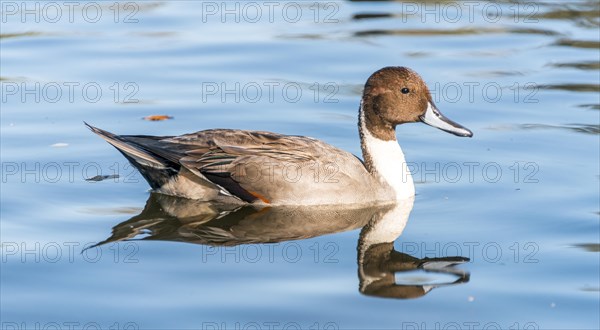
{"left": 85, "top": 174, "right": 119, "bottom": 182}
{"left": 143, "top": 115, "right": 173, "bottom": 121}
{"left": 50, "top": 143, "right": 69, "bottom": 147}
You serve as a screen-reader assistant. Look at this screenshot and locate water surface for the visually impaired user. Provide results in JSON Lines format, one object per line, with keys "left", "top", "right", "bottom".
{"left": 1, "top": 1, "right": 599, "bottom": 329}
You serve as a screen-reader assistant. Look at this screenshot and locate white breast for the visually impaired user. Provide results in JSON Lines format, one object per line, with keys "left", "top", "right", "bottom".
{"left": 360, "top": 111, "right": 415, "bottom": 200}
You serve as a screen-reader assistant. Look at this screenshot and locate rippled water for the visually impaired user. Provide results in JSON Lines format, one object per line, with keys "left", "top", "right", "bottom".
{"left": 1, "top": 1, "right": 599, "bottom": 329}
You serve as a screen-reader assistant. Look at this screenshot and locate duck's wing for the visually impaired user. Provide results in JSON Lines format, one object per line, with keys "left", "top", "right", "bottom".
{"left": 87, "top": 124, "right": 366, "bottom": 204}
{"left": 168, "top": 129, "right": 365, "bottom": 204}
{"left": 168, "top": 129, "right": 321, "bottom": 163}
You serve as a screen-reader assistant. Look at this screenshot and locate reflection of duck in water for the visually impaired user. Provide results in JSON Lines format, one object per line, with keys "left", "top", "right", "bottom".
{"left": 358, "top": 198, "right": 469, "bottom": 299}
{"left": 93, "top": 194, "right": 469, "bottom": 299}
{"left": 91, "top": 194, "right": 377, "bottom": 246}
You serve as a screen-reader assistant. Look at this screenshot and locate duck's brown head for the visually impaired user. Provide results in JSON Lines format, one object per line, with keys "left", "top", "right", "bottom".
{"left": 361, "top": 66, "right": 473, "bottom": 140}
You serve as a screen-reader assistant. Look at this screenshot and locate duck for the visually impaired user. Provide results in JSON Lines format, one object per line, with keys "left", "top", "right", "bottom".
{"left": 86, "top": 66, "right": 472, "bottom": 205}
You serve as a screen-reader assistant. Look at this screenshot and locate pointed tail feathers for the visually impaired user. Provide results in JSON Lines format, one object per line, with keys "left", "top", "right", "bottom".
{"left": 84, "top": 122, "right": 177, "bottom": 189}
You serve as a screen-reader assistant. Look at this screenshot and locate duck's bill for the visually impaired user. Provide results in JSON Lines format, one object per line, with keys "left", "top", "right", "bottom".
{"left": 420, "top": 102, "right": 473, "bottom": 137}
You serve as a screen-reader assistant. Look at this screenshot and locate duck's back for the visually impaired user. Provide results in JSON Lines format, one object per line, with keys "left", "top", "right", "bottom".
{"left": 87, "top": 125, "right": 389, "bottom": 205}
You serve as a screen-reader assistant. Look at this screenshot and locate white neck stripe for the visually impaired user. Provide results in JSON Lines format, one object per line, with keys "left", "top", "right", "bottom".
{"left": 359, "top": 105, "right": 415, "bottom": 200}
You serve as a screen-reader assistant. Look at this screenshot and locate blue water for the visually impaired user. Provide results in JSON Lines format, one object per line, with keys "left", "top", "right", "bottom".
{"left": 1, "top": 1, "right": 599, "bottom": 329}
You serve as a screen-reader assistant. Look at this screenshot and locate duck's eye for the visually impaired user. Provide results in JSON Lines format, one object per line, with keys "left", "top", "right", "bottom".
{"left": 401, "top": 88, "right": 410, "bottom": 94}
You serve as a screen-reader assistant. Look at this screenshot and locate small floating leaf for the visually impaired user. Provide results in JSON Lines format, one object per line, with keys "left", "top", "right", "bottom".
{"left": 143, "top": 115, "right": 173, "bottom": 121}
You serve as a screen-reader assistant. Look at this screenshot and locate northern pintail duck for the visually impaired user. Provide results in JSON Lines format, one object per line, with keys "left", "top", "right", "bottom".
{"left": 87, "top": 67, "right": 472, "bottom": 205}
